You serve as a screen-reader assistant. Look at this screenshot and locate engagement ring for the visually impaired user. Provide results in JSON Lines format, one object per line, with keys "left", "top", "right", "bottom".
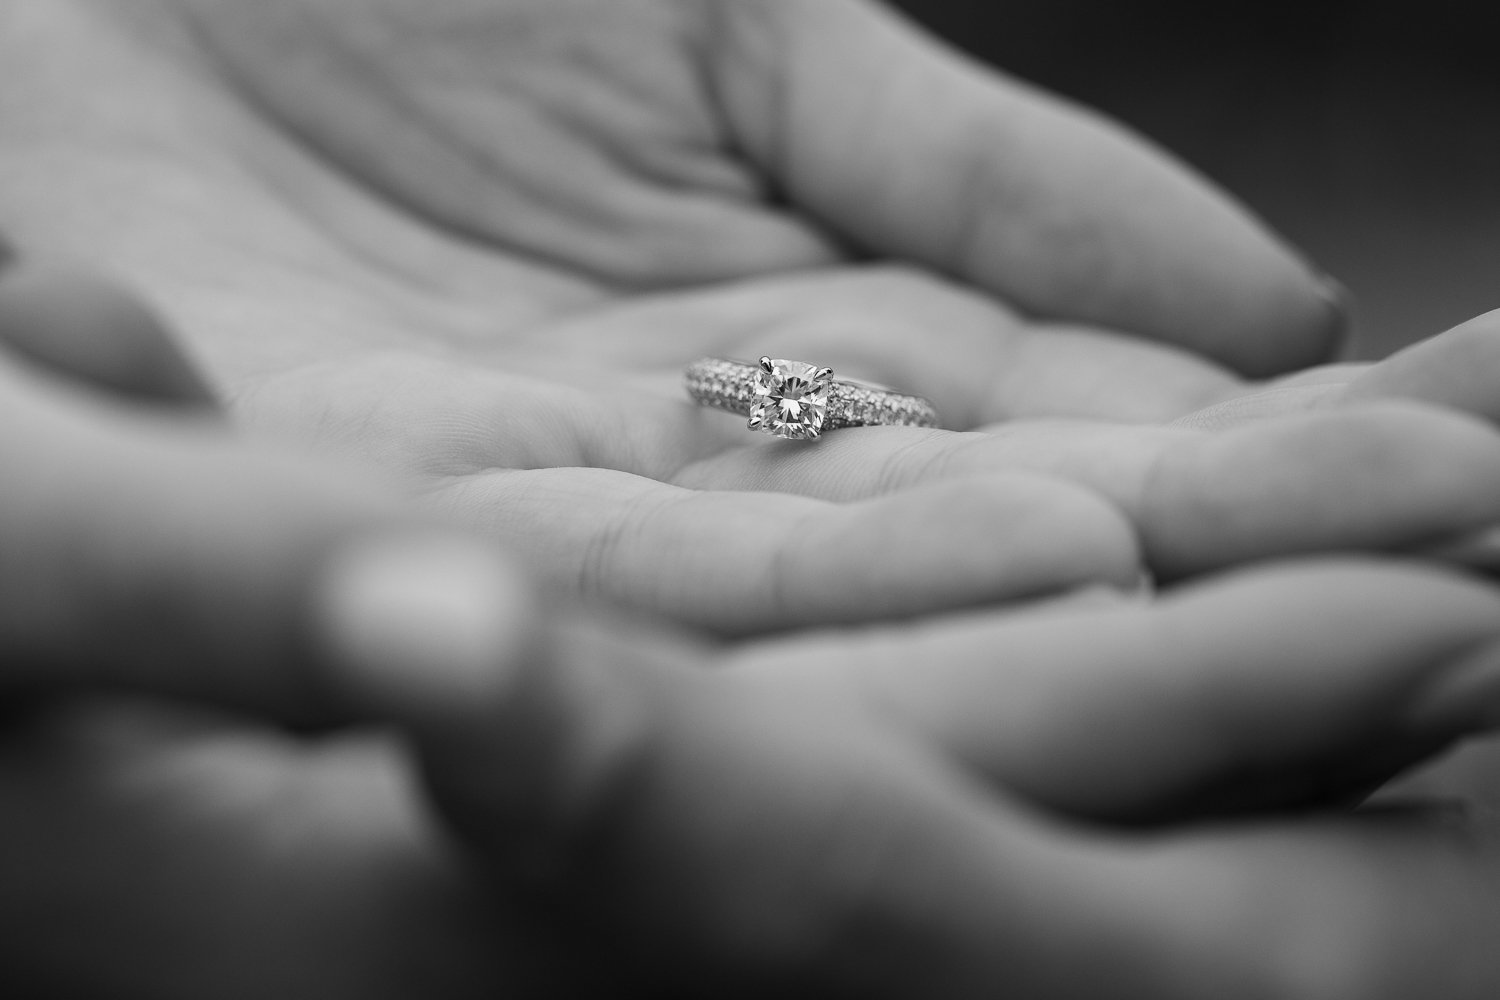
{"left": 684, "top": 357, "right": 940, "bottom": 442}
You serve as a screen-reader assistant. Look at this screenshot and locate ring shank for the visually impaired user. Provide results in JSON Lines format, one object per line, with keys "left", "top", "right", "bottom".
{"left": 683, "top": 358, "right": 940, "bottom": 430}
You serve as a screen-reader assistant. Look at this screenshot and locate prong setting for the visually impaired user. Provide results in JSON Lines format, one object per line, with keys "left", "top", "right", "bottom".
{"left": 684, "top": 355, "right": 940, "bottom": 441}
{"left": 748, "top": 358, "right": 833, "bottom": 441}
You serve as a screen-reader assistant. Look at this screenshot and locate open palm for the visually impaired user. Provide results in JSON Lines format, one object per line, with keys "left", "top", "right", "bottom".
{"left": 4, "top": 0, "right": 1498, "bottom": 634}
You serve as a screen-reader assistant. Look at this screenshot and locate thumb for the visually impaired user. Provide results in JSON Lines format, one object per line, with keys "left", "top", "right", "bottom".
{"left": 0, "top": 259, "right": 218, "bottom": 408}
{"left": 0, "top": 257, "right": 537, "bottom": 721}
{"left": 713, "top": 0, "right": 1344, "bottom": 376}
{"left": 0, "top": 350, "right": 534, "bottom": 725}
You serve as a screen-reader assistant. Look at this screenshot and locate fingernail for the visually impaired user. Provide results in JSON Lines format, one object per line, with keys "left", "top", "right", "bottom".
{"left": 1405, "top": 637, "right": 1500, "bottom": 737}
{"left": 315, "top": 534, "right": 538, "bottom": 719}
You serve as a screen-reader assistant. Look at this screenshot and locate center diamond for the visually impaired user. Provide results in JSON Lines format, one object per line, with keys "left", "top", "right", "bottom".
{"left": 749, "top": 359, "right": 833, "bottom": 440}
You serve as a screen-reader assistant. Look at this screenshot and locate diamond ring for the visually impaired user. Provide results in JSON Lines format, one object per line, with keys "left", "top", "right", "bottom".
{"left": 684, "top": 357, "right": 940, "bottom": 441}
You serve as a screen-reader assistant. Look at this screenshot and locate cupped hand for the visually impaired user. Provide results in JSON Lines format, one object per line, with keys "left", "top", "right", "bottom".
{"left": 21, "top": 0, "right": 1483, "bottom": 636}
{"left": 5, "top": 261, "right": 1500, "bottom": 1000}
{"left": 10, "top": 316, "right": 1500, "bottom": 998}
{"left": 398, "top": 565, "right": 1500, "bottom": 1000}
{"left": 0, "top": 262, "right": 607, "bottom": 996}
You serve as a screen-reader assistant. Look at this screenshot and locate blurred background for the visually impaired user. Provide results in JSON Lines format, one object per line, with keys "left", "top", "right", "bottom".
{"left": 894, "top": 0, "right": 1500, "bottom": 359}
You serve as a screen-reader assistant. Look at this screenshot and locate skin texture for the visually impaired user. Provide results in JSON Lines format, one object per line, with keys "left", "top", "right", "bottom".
{"left": 16, "top": 0, "right": 1492, "bottom": 636}
{"left": 2, "top": 1, "right": 1500, "bottom": 994}
{"left": 3, "top": 281, "right": 1500, "bottom": 998}
{"left": 2, "top": 0, "right": 1498, "bottom": 633}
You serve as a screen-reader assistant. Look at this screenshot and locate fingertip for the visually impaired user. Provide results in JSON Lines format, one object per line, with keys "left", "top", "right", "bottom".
{"left": 314, "top": 533, "right": 541, "bottom": 723}
{"left": 0, "top": 264, "right": 219, "bottom": 408}
{"left": 1341, "top": 307, "right": 1500, "bottom": 419}
{"left": 1119, "top": 207, "right": 1350, "bottom": 378}
{"left": 1235, "top": 265, "right": 1351, "bottom": 377}
{"left": 1146, "top": 403, "right": 1500, "bottom": 579}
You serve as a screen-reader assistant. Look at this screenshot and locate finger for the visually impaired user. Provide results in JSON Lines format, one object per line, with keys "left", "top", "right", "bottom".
{"left": 233, "top": 354, "right": 730, "bottom": 481}
{"left": 317, "top": 578, "right": 1500, "bottom": 1000}
{"left": 729, "top": 560, "right": 1500, "bottom": 821}
{"left": 0, "top": 359, "right": 536, "bottom": 722}
{"left": 0, "top": 262, "right": 218, "bottom": 408}
{"left": 676, "top": 403, "right": 1500, "bottom": 581}
{"left": 539, "top": 264, "right": 1241, "bottom": 427}
{"left": 244, "top": 359, "right": 1144, "bottom": 635}
{"left": 1111, "top": 808, "right": 1500, "bottom": 1000}
{"left": 1142, "top": 403, "right": 1500, "bottom": 579}
{"left": 1181, "top": 311, "right": 1500, "bottom": 430}
{"left": 424, "top": 466, "right": 1140, "bottom": 635}
{"left": 1180, "top": 311, "right": 1500, "bottom": 430}
{"left": 711, "top": 0, "right": 1345, "bottom": 375}
{"left": 329, "top": 603, "right": 1148, "bottom": 999}
{"left": 1339, "top": 307, "right": 1500, "bottom": 420}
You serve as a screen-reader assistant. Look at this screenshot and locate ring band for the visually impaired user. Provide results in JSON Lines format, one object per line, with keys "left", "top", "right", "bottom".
{"left": 684, "top": 357, "right": 940, "bottom": 441}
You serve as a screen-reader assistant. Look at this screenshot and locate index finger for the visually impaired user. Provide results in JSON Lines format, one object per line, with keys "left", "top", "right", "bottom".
{"left": 712, "top": 0, "right": 1345, "bottom": 375}
{"left": 728, "top": 559, "right": 1500, "bottom": 821}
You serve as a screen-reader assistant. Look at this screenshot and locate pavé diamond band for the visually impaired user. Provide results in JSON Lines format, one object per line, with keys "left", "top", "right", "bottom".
{"left": 684, "top": 356, "right": 940, "bottom": 442}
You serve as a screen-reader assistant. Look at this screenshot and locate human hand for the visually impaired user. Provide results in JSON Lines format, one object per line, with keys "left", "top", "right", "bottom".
{"left": 340, "top": 559, "right": 1500, "bottom": 1000}
{"left": 0, "top": 260, "right": 503, "bottom": 993}
{"left": 25, "top": 0, "right": 1489, "bottom": 637}
{"left": 7, "top": 260, "right": 1500, "bottom": 1000}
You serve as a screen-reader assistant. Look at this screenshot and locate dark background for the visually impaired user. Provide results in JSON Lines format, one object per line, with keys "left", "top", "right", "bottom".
{"left": 894, "top": 0, "right": 1500, "bottom": 358}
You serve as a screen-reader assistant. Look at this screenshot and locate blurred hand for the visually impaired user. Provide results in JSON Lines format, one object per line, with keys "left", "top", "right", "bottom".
{"left": 6, "top": 262, "right": 1500, "bottom": 1000}
{"left": 27, "top": 0, "right": 1498, "bottom": 637}
{"left": 394, "top": 563, "right": 1500, "bottom": 1000}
